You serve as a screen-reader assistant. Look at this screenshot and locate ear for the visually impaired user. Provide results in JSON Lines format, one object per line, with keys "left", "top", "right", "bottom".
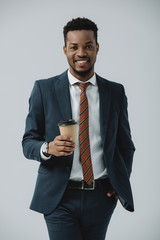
{"left": 96, "top": 43, "right": 99, "bottom": 54}
{"left": 63, "top": 46, "right": 67, "bottom": 55}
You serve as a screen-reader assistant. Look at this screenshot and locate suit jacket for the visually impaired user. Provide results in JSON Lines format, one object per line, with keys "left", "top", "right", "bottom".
{"left": 22, "top": 70, "right": 135, "bottom": 214}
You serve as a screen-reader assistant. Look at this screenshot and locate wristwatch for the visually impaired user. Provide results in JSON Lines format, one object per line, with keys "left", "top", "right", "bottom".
{"left": 42, "top": 142, "right": 51, "bottom": 157}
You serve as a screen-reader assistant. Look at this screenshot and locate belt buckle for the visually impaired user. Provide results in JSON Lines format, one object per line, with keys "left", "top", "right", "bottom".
{"left": 83, "top": 180, "right": 95, "bottom": 190}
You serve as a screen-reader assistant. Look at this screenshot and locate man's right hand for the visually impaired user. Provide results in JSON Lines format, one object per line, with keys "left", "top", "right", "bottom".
{"left": 48, "top": 135, "right": 76, "bottom": 157}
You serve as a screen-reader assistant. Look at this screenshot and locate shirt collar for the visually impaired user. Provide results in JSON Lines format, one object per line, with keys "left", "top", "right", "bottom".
{"left": 67, "top": 69, "right": 96, "bottom": 86}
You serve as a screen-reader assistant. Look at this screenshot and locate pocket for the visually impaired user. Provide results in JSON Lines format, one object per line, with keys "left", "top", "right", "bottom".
{"left": 106, "top": 194, "right": 118, "bottom": 204}
{"left": 44, "top": 211, "right": 63, "bottom": 232}
{"left": 44, "top": 217, "right": 62, "bottom": 232}
{"left": 102, "top": 181, "right": 118, "bottom": 205}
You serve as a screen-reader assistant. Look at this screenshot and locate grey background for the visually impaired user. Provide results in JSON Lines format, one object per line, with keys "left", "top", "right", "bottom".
{"left": 0, "top": 0, "right": 160, "bottom": 239}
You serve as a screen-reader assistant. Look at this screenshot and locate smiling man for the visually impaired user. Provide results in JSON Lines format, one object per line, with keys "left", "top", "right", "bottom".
{"left": 22, "top": 17, "right": 135, "bottom": 240}
{"left": 63, "top": 29, "right": 99, "bottom": 80}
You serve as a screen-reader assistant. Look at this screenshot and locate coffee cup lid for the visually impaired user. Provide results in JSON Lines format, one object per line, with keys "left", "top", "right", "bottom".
{"left": 58, "top": 119, "right": 77, "bottom": 126}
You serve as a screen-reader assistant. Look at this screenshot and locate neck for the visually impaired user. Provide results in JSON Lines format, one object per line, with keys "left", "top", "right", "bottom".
{"left": 69, "top": 67, "right": 94, "bottom": 82}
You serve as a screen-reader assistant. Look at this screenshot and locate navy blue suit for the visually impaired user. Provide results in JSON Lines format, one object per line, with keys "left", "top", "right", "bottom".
{"left": 22, "top": 70, "right": 135, "bottom": 217}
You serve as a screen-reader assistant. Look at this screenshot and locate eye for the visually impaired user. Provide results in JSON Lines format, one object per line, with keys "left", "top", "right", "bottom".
{"left": 70, "top": 46, "right": 78, "bottom": 50}
{"left": 86, "top": 45, "right": 93, "bottom": 49}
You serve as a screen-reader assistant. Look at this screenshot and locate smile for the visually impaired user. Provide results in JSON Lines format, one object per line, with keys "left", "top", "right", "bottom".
{"left": 74, "top": 60, "right": 89, "bottom": 68}
{"left": 76, "top": 60, "right": 88, "bottom": 64}
{"left": 74, "top": 59, "right": 90, "bottom": 67}
{"left": 74, "top": 58, "right": 90, "bottom": 62}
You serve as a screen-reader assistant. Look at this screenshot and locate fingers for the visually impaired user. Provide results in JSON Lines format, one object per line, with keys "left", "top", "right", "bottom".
{"left": 48, "top": 135, "right": 76, "bottom": 157}
{"left": 55, "top": 136, "right": 75, "bottom": 154}
{"left": 107, "top": 189, "right": 118, "bottom": 201}
{"left": 56, "top": 145, "right": 75, "bottom": 154}
{"left": 55, "top": 136, "right": 75, "bottom": 147}
{"left": 56, "top": 135, "right": 74, "bottom": 142}
{"left": 106, "top": 190, "right": 115, "bottom": 197}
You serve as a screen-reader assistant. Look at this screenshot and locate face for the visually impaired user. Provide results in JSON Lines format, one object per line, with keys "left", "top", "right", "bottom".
{"left": 63, "top": 30, "right": 99, "bottom": 81}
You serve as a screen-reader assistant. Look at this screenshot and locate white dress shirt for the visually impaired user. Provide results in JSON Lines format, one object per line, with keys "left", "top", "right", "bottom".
{"left": 41, "top": 70, "right": 108, "bottom": 180}
{"left": 68, "top": 70, "right": 107, "bottom": 180}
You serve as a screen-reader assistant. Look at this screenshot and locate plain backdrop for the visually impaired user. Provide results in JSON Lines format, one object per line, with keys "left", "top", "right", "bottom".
{"left": 0, "top": 0, "right": 160, "bottom": 239}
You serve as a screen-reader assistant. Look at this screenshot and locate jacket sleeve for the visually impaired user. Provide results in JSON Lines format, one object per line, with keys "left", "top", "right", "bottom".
{"left": 22, "top": 81, "right": 46, "bottom": 162}
{"left": 117, "top": 86, "right": 135, "bottom": 177}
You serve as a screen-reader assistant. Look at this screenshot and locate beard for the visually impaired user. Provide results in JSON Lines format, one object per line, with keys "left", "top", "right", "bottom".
{"left": 69, "top": 64, "right": 94, "bottom": 77}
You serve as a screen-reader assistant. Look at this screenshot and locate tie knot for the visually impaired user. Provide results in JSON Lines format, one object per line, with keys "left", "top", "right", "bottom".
{"left": 75, "top": 82, "right": 90, "bottom": 91}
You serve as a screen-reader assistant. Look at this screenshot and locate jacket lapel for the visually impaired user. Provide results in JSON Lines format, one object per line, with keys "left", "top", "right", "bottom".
{"left": 96, "top": 74, "right": 111, "bottom": 145}
{"left": 54, "top": 70, "right": 72, "bottom": 121}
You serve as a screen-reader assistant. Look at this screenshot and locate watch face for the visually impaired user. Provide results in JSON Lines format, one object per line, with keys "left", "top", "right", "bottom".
{"left": 42, "top": 142, "right": 51, "bottom": 157}
{"left": 43, "top": 142, "right": 48, "bottom": 153}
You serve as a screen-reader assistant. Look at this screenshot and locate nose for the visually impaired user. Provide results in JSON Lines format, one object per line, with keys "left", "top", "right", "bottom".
{"left": 77, "top": 47, "right": 87, "bottom": 58}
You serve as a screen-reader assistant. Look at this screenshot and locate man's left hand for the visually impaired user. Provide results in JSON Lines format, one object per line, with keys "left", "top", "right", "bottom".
{"left": 107, "top": 189, "right": 118, "bottom": 202}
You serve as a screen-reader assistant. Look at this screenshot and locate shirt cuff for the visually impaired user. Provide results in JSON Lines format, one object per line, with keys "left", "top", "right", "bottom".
{"left": 40, "top": 142, "right": 52, "bottom": 160}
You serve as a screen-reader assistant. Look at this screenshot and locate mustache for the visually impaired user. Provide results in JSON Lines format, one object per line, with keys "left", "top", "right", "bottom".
{"left": 74, "top": 57, "right": 90, "bottom": 62}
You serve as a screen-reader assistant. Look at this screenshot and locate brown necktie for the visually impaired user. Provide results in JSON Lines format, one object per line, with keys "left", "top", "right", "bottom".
{"left": 76, "top": 83, "right": 94, "bottom": 185}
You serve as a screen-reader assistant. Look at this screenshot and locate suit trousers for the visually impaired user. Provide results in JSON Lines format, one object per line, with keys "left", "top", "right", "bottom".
{"left": 44, "top": 179, "right": 117, "bottom": 240}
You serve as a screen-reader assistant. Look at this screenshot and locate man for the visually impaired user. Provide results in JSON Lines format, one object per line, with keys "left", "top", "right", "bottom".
{"left": 22, "top": 17, "right": 135, "bottom": 240}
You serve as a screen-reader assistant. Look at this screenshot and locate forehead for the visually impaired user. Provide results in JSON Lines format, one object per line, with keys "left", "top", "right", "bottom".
{"left": 66, "top": 30, "right": 95, "bottom": 44}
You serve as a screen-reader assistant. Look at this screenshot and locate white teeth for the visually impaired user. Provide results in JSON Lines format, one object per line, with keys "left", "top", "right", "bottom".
{"left": 77, "top": 60, "right": 87, "bottom": 63}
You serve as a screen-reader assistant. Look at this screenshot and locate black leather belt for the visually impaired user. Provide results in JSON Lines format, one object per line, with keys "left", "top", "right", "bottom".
{"left": 67, "top": 178, "right": 109, "bottom": 190}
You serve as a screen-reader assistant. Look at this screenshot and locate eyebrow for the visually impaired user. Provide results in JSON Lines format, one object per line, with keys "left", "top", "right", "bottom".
{"left": 69, "top": 41, "right": 94, "bottom": 46}
{"left": 85, "top": 41, "right": 94, "bottom": 44}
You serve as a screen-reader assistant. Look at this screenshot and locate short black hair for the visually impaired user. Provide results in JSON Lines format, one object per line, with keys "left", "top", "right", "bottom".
{"left": 63, "top": 17, "right": 98, "bottom": 45}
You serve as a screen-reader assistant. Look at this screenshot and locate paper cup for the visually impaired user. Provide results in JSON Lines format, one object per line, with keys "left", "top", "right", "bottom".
{"left": 58, "top": 119, "right": 77, "bottom": 145}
